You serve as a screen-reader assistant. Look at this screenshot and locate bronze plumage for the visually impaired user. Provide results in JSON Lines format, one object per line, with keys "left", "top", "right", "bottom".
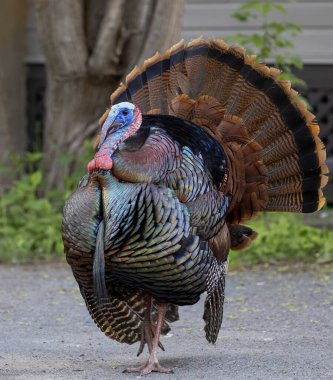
{"left": 62, "top": 38, "right": 328, "bottom": 374}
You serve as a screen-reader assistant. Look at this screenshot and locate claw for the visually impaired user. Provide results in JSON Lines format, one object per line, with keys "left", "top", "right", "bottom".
{"left": 158, "top": 340, "right": 165, "bottom": 351}
{"left": 141, "top": 362, "right": 173, "bottom": 375}
{"left": 137, "top": 340, "right": 145, "bottom": 357}
{"left": 124, "top": 361, "right": 173, "bottom": 375}
{"left": 136, "top": 321, "right": 165, "bottom": 356}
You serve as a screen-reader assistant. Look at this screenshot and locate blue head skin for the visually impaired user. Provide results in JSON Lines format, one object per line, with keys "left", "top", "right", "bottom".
{"left": 88, "top": 102, "right": 142, "bottom": 173}
{"left": 97, "top": 102, "right": 136, "bottom": 149}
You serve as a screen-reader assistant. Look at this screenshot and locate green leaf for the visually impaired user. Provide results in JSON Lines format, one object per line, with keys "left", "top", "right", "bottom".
{"left": 245, "top": 1, "right": 287, "bottom": 17}
{"left": 230, "top": 0, "right": 306, "bottom": 90}
{"left": 252, "top": 34, "right": 265, "bottom": 49}
{"left": 237, "top": 1, "right": 262, "bottom": 12}
{"left": 275, "top": 38, "right": 294, "bottom": 49}
{"left": 233, "top": 10, "right": 252, "bottom": 22}
{"left": 285, "top": 22, "right": 303, "bottom": 35}
{"left": 289, "top": 56, "right": 304, "bottom": 70}
{"left": 268, "top": 22, "right": 285, "bottom": 35}
{"left": 270, "top": 3, "right": 287, "bottom": 15}
{"left": 30, "top": 171, "right": 42, "bottom": 188}
{"left": 278, "top": 72, "right": 307, "bottom": 88}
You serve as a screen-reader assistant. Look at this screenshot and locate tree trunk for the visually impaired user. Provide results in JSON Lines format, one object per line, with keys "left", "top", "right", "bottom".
{"left": 0, "top": 0, "right": 26, "bottom": 187}
{"left": 34, "top": 0, "right": 185, "bottom": 190}
{"left": 44, "top": 77, "right": 118, "bottom": 188}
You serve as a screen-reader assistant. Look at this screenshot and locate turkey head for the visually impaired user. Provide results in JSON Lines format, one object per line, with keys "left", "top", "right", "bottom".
{"left": 88, "top": 102, "right": 142, "bottom": 173}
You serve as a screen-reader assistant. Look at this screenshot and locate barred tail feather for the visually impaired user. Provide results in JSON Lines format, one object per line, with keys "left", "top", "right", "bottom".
{"left": 81, "top": 288, "right": 143, "bottom": 345}
{"left": 203, "top": 256, "right": 227, "bottom": 344}
{"left": 81, "top": 287, "right": 174, "bottom": 345}
{"left": 109, "top": 38, "right": 327, "bottom": 223}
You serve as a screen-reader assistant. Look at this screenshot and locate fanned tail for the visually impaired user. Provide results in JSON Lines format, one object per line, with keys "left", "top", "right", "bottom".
{"left": 107, "top": 38, "right": 328, "bottom": 224}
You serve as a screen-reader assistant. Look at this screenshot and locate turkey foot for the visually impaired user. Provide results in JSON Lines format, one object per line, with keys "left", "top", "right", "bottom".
{"left": 125, "top": 303, "right": 172, "bottom": 375}
{"left": 124, "top": 358, "right": 173, "bottom": 375}
{"left": 136, "top": 295, "right": 164, "bottom": 357}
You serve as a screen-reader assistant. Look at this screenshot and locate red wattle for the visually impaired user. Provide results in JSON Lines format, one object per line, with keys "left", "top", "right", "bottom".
{"left": 88, "top": 153, "right": 113, "bottom": 173}
{"left": 87, "top": 159, "right": 96, "bottom": 173}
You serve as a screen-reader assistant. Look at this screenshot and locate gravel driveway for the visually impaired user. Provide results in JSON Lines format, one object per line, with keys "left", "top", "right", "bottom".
{"left": 0, "top": 264, "right": 332, "bottom": 380}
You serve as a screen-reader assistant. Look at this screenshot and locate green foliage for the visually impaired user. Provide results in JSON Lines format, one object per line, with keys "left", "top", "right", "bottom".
{"left": 2, "top": 152, "right": 332, "bottom": 267}
{"left": 48, "top": 139, "right": 94, "bottom": 210}
{"left": 0, "top": 155, "right": 63, "bottom": 263}
{"left": 1, "top": 149, "right": 331, "bottom": 268}
{"left": 226, "top": 0, "right": 306, "bottom": 88}
{"left": 229, "top": 213, "right": 333, "bottom": 269}
{"left": 64, "top": 139, "right": 94, "bottom": 194}
{"left": 0, "top": 146, "right": 92, "bottom": 264}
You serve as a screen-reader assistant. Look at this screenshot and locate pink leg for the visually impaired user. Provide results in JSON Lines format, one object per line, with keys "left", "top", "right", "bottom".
{"left": 124, "top": 303, "right": 172, "bottom": 375}
{"left": 137, "top": 295, "right": 154, "bottom": 356}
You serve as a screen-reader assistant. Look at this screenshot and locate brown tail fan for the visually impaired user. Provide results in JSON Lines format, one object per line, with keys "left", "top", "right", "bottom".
{"left": 107, "top": 38, "right": 327, "bottom": 223}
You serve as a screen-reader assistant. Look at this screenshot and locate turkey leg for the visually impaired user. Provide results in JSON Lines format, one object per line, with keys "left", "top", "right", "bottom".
{"left": 125, "top": 303, "right": 172, "bottom": 374}
{"left": 137, "top": 295, "right": 154, "bottom": 356}
{"left": 136, "top": 295, "right": 165, "bottom": 357}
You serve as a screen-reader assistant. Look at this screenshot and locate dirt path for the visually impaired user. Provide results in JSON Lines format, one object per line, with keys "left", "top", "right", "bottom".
{"left": 0, "top": 264, "right": 332, "bottom": 380}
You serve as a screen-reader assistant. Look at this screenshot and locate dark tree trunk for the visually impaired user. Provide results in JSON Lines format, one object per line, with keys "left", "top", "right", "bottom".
{"left": 0, "top": 0, "right": 26, "bottom": 188}
{"left": 34, "top": 0, "right": 185, "bottom": 190}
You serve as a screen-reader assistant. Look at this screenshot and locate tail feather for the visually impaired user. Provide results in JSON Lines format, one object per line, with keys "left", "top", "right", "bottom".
{"left": 81, "top": 288, "right": 143, "bottom": 345}
{"left": 228, "top": 223, "right": 258, "bottom": 251}
{"left": 184, "top": 38, "right": 210, "bottom": 98}
{"left": 125, "top": 66, "right": 148, "bottom": 113}
{"left": 109, "top": 38, "right": 328, "bottom": 221}
{"left": 144, "top": 52, "right": 164, "bottom": 113}
{"left": 167, "top": 40, "right": 187, "bottom": 103}
{"left": 203, "top": 255, "right": 227, "bottom": 344}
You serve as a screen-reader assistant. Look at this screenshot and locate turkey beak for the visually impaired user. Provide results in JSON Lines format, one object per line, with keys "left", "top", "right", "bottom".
{"left": 97, "top": 109, "right": 119, "bottom": 150}
{"left": 96, "top": 122, "right": 123, "bottom": 152}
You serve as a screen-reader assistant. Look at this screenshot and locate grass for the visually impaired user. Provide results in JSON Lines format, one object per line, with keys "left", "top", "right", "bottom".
{"left": 229, "top": 212, "right": 333, "bottom": 270}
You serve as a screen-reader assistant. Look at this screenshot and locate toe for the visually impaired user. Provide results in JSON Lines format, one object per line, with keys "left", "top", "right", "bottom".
{"left": 140, "top": 362, "right": 173, "bottom": 375}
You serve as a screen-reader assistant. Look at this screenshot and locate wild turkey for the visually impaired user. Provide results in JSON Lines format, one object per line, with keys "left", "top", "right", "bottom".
{"left": 62, "top": 38, "right": 328, "bottom": 374}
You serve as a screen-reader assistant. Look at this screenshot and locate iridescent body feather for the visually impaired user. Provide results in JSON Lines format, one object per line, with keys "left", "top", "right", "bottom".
{"left": 62, "top": 38, "right": 328, "bottom": 374}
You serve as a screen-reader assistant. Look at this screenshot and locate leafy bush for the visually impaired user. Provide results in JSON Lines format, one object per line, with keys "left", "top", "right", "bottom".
{"left": 1, "top": 155, "right": 332, "bottom": 266}
{"left": 0, "top": 149, "right": 90, "bottom": 264}
{"left": 0, "top": 166, "right": 63, "bottom": 263}
{"left": 229, "top": 212, "right": 333, "bottom": 269}
{"left": 226, "top": 0, "right": 306, "bottom": 88}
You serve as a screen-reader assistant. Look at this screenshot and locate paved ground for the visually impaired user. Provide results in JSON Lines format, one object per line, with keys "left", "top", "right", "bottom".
{"left": 0, "top": 263, "right": 332, "bottom": 380}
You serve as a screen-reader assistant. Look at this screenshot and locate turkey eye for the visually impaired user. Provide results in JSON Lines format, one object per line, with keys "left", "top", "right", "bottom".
{"left": 122, "top": 110, "right": 129, "bottom": 115}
